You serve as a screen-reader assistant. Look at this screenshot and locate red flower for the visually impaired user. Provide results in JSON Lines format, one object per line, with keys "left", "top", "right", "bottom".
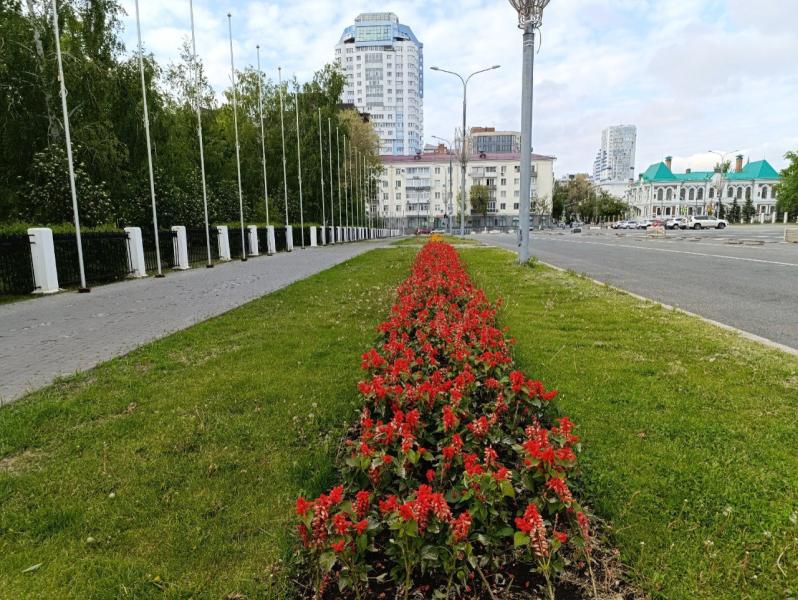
{"left": 451, "top": 511, "right": 472, "bottom": 542}
{"left": 426, "top": 469, "right": 436, "bottom": 483}
{"left": 295, "top": 496, "right": 313, "bottom": 516}
{"left": 516, "top": 504, "right": 549, "bottom": 557}
{"left": 329, "top": 485, "right": 344, "bottom": 505}
{"left": 399, "top": 502, "right": 416, "bottom": 521}
{"left": 379, "top": 495, "right": 398, "bottom": 514}
{"left": 355, "top": 519, "right": 369, "bottom": 535}
{"left": 546, "top": 477, "right": 574, "bottom": 504}
{"left": 382, "top": 454, "right": 393, "bottom": 464}
{"left": 554, "top": 530, "right": 568, "bottom": 544}
{"left": 355, "top": 490, "right": 371, "bottom": 520}
{"left": 331, "top": 540, "right": 346, "bottom": 553}
{"left": 332, "top": 512, "right": 351, "bottom": 535}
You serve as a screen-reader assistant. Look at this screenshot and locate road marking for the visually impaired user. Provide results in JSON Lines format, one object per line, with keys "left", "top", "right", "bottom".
{"left": 538, "top": 237, "right": 798, "bottom": 267}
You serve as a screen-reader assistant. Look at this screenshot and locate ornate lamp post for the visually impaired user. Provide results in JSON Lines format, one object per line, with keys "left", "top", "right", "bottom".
{"left": 708, "top": 149, "right": 739, "bottom": 219}
{"left": 430, "top": 65, "right": 500, "bottom": 236}
{"left": 509, "top": 0, "right": 551, "bottom": 263}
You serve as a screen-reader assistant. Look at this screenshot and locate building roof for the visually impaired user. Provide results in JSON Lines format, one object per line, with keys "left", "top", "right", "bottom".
{"left": 640, "top": 159, "right": 780, "bottom": 183}
{"left": 380, "top": 152, "right": 555, "bottom": 164}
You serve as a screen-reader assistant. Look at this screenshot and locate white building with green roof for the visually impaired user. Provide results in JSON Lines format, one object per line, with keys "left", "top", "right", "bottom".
{"left": 626, "top": 155, "right": 781, "bottom": 218}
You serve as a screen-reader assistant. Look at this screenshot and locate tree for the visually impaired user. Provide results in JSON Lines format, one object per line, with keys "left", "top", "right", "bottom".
{"left": 742, "top": 196, "right": 756, "bottom": 222}
{"left": 551, "top": 182, "right": 566, "bottom": 221}
{"left": 469, "top": 184, "right": 489, "bottom": 228}
{"left": 775, "top": 151, "right": 798, "bottom": 219}
{"left": 729, "top": 198, "right": 741, "bottom": 223}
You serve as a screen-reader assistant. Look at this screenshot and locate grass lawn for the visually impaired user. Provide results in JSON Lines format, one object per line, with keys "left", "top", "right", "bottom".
{"left": 460, "top": 247, "right": 798, "bottom": 600}
{"left": 392, "top": 234, "right": 482, "bottom": 246}
{"left": 0, "top": 248, "right": 415, "bottom": 599}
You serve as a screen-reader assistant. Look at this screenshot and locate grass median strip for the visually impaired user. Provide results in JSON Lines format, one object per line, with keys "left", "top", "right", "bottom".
{"left": 460, "top": 247, "right": 798, "bottom": 600}
{"left": 0, "top": 248, "right": 415, "bottom": 599}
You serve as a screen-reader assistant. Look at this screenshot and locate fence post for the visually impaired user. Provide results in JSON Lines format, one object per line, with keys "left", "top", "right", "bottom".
{"left": 217, "top": 226, "right": 231, "bottom": 261}
{"left": 172, "top": 226, "right": 189, "bottom": 269}
{"left": 27, "top": 227, "right": 60, "bottom": 294}
{"left": 266, "top": 226, "right": 276, "bottom": 255}
{"left": 124, "top": 226, "right": 147, "bottom": 277}
{"left": 319, "top": 226, "right": 326, "bottom": 246}
{"left": 247, "top": 225, "right": 259, "bottom": 256}
{"left": 310, "top": 226, "right": 318, "bottom": 247}
{"left": 286, "top": 225, "right": 294, "bottom": 251}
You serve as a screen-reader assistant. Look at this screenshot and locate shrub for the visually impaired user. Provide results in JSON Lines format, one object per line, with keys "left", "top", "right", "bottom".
{"left": 295, "top": 242, "right": 591, "bottom": 599}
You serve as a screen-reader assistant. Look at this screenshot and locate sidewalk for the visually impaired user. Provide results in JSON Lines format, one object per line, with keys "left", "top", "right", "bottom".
{"left": 0, "top": 240, "right": 393, "bottom": 403}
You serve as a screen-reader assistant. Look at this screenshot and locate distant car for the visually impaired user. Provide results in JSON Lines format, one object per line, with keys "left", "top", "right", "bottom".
{"left": 415, "top": 227, "right": 431, "bottom": 235}
{"left": 666, "top": 217, "right": 688, "bottom": 230}
{"left": 687, "top": 215, "right": 728, "bottom": 229}
{"left": 651, "top": 218, "right": 668, "bottom": 228}
{"left": 431, "top": 228, "right": 446, "bottom": 234}
{"left": 621, "top": 220, "right": 637, "bottom": 229}
{"left": 571, "top": 221, "right": 583, "bottom": 233}
{"left": 637, "top": 219, "right": 653, "bottom": 229}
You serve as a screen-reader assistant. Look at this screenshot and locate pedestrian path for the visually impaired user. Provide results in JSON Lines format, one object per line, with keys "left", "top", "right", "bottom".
{"left": 0, "top": 240, "right": 394, "bottom": 404}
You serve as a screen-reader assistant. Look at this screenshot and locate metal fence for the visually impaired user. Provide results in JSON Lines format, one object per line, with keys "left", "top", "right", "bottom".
{"left": 141, "top": 230, "right": 176, "bottom": 272}
{"left": 227, "top": 226, "right": 250, "bottom": 259}
{"left": 53, "top": 231, "right": 131, "bottom": 287}
{"left": 0, "top": 234, "right": 35, "bottom": 295}
{"left": 186, "top": 228, "right": 219, "bottom": 265}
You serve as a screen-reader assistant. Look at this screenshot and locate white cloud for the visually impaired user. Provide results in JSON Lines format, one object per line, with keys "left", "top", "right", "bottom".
{"left": 119, "top": 0, "right": 797, "bottom": 175}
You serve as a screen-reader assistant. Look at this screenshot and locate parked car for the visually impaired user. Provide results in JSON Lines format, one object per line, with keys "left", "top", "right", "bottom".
{"left": 666, "top": 217, "right": 688, "bottom": 230}
{"left": 651, "top": 218, "right": 668, "bottom": 228}
{"left": 687, "top": 215, "right": 728, "bottom": 229}
{"left": 637, "top": 219, "right": 653, "bottom": 229}
{"left": 621, "top": 220, "right": 637, "bottom": 229}
{"left": 571, "top": 221, "right": 583, "bottom": 233}
{"left": 415, "top": 227, "right": 431, "bottom": 235}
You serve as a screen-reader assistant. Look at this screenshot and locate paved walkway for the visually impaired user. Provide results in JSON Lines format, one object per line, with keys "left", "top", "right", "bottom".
{"left": 0, "top": 240, "right": 394, "bottom": 404}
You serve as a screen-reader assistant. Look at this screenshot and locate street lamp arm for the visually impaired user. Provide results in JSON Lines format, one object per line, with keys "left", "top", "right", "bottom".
{"left": 430, "top": 66, "right": 465, "bottom": 86}
{"left": 465, "top": 65, "right": 501, "bottom": 85}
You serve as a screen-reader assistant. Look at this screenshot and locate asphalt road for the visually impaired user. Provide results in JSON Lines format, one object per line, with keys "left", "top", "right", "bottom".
{"left": 475, "top": 225, "right": 798, "bottom": 352}
{"left": 0, "top": 239, "right": 394, "bottom": 404}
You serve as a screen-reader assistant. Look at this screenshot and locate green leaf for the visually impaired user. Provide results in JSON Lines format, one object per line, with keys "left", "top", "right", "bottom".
{"left": 319, "top": 551, "right": 337, "bottom": 573}
{"left": 500, "top": 480, "right": 515, "bottom": 498}
{"left": 514, "top": 532, "right": 530, "bottom": 548}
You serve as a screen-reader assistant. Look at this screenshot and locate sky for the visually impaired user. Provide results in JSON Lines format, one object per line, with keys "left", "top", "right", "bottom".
{"left": 120, "top": 0, "right": 798, "bottom": 177}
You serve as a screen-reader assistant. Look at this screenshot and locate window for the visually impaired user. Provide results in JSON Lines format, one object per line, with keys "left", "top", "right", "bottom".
{"left": 383, "top": 193, "right": 388, "bottom": 200}
{"left": 513, "top": 203, "right": 519, "bottom": 210}
{"left": 396, "top": 193, "right": 402, "bottom": 200}
{"left": 396, "top": 181, "right": 401, "bottom": 188}
{"left": 501, "top": 178, "right": 507, "bottom": 186}
{"left": 657, "top": 189, "right": 664, "bottom": 201}
{"left": 709, "top": 188, "right": 714, "bottom": 199}
{"left": 395, "top": 205, "right": 401, "bottom": 212}
{"left": 500, "top": 203, "right": 506, "bottom": 210}
{"left": 762, "top": 186, "right": 768, "bottom": 199}
{"left": 514, "top": 178, "right": 520, "bottom": 185}
{"left": 434, "top": 167, "right": 440, "bottom": 174}
{"left": 500, "top": 191, "right": 507, "bottom": 198}
{"left": 697, "top": 188, "right": 704, "bottom": 200}
{"left": 435, "top": 192, "right": 440, "bottom": 199}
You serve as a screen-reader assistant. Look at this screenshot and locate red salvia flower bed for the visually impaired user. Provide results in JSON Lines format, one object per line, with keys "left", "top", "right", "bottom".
{"left": 296, "top": 242, "right": 592, "bottom": 599}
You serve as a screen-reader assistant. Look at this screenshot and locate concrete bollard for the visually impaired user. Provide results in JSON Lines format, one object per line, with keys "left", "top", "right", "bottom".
{"left": 266, "top": 225, "right": 276, "bottom": 255}
{"left": 247, "top": 225, "right": 259, "bottom": 256}
{"left": 286, "top": 225, "right": 294, "bottom": 251}
{"left": 172, "top": 226, "right": 189, "bottom": 269}
{"left": 124, "top": 227, "right": 147, "bottom": 277}
{"left": 217, "top": 226, "right": 231, "bottom": 261}
{"left": 337, "top": 226, "right": 343, "bottom": 243}
{"left": 319, "top": 226, "right": 326, "bottom": 246}
{"left": 27, "top": 227, "right": 60, "bottom": 293}
{"left": 310, "top": 226, "right": 318, "bottom": 247}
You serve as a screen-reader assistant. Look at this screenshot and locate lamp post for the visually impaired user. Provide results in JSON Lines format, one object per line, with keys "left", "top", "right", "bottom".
{"left": 708, "top": 149, "right": 739, "bottom": 219}
{"left": 278, "top": 67, "right": 290, "bottom": 240}
{"left": 432, "top": 135, "right": 455, "bottom": 234}
{"left": 430, "top": 64, "right": 500, "bottom": 237}
{"left": 508, "top": 0, "right": 551, "bottom": 263}
{"left": 256, "top": 46, "right": 270, "bottom": 228}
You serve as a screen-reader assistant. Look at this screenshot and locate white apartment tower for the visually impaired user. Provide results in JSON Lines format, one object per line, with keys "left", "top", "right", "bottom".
{"left": 335, "top": 13, "right": 424, "bottom": 155}
{"left": 593, "top": 125, "right": 637, "bottom": 182}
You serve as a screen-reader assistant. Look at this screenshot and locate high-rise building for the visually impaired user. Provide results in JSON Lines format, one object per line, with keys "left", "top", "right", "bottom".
{"left": 335, "top": 13, "right": 424, "bottom": 156}
{"left": 593, "top": 125, "right": 637, "bottom": 183}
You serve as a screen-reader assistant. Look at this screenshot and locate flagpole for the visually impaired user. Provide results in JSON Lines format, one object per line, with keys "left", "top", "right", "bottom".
{"left": 134, "top": 0, "right": 162, "bottom": 276}
{"left": 343, "top": 136, "right": 349, "bottom": 237}
{"left": 278, "top": 67, "right": 290, "bottom": 244}
{"left": 52, "top": 0, "right": 88, "bottom": 292}
{"left": 318, "top": 108, "right": 326, "bottom": 242}
{"left": 256, "top": 45, "right": 270, "bottom": 227}
{"left": 189, "top": 0, "right": 212, "bottom": 268}
{"left": 227, "top": 13, "right": 246, "bottom": 261}
{"left": 336, "top": 127, "right": 342, "bottom": 242}
{"left": 328, "top": 118, "right": 335, "bottom": 244}
{"left": 294, "top": 90, "right": 305, "bottom": 249}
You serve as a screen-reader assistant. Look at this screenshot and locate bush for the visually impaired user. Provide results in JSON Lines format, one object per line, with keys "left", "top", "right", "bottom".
{"left": 295, "top": 242, "right": 591, "bottom": 599}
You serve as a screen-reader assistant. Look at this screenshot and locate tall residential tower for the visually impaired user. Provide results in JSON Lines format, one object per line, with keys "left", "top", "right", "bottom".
{"left": 335, "top": 13, "right": 423, "bottom": 155}
{"left": 593, "top": 124, "right": 637, "bottom": 183}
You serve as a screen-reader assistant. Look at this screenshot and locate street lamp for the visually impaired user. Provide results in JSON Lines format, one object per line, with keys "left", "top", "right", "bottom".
{"left": 432, "top": 135, "right": 455, "bottom": 235}
{"left": 430, "top": 65, "right": 500, "bottom": 237}
{"left": 708, "top": 149, "right": 740, "bottom": 220}
{"left": 508, "top": 0, "right": 551, "bottom": 263}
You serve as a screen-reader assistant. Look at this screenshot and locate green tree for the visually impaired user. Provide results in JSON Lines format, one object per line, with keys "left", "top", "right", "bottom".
{"left": 729, "top": 198, "right": 741, "bottom": 223}
{"left": 742, "top": 196, "right": 756, "bottom": 222}
{"left": 775, "top": 151, "right": 798, "bottom": 219}
{"left": 469, "top": 184, "right": 490, "bottom": 228}
{"left": 552, "top": 182, "right": 566, "bottom": 221}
